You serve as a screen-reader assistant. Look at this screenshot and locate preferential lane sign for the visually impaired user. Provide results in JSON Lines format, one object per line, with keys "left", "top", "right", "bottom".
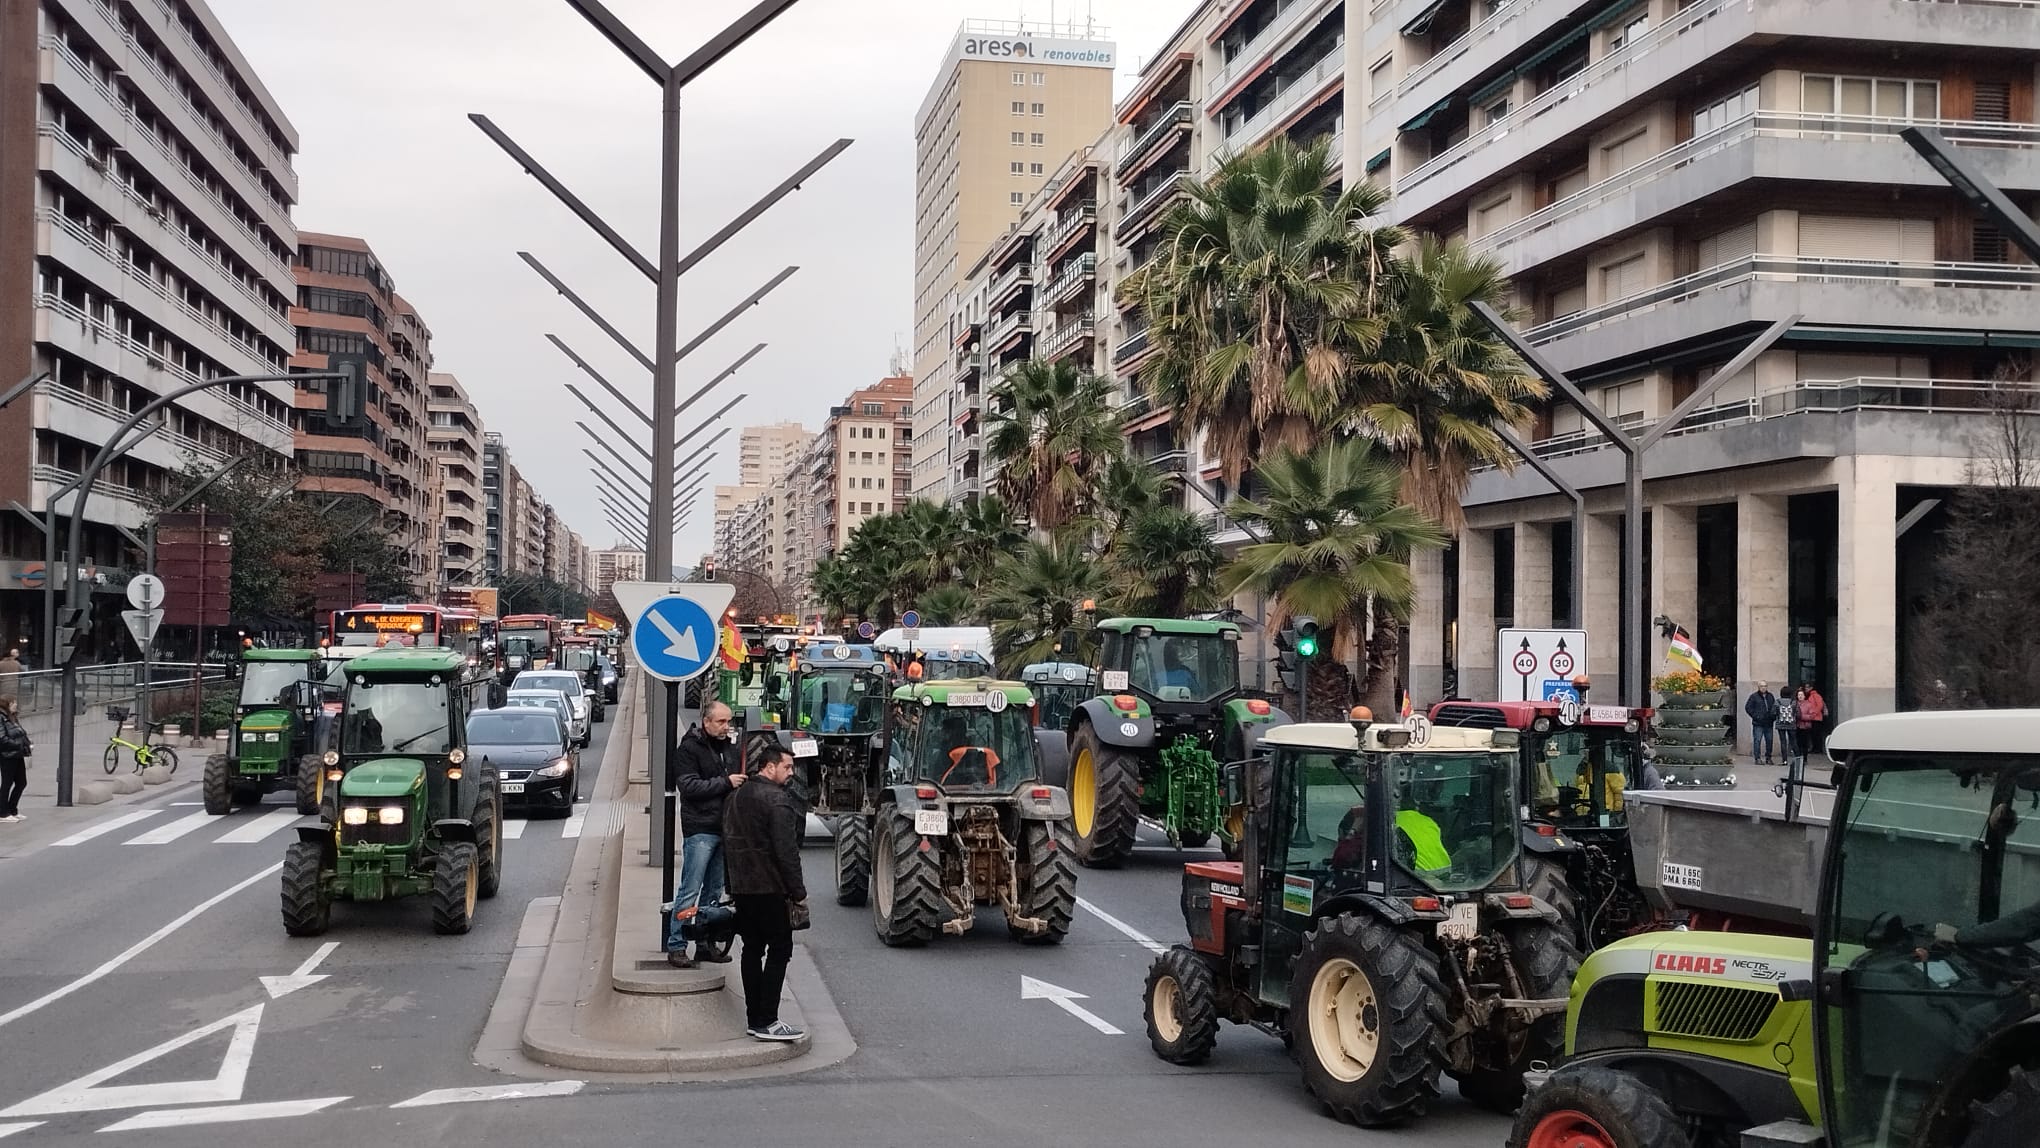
{"left": 1497, "top": 628, "right": 1590, "bottom": 703}
{"left": 612, "top": 582, "right": 737, "bottom": 683}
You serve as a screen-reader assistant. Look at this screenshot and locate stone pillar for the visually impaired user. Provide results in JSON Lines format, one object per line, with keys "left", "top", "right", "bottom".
{"left": 1651, "top": 503, "right": 1700, "bottom": 652}
{"left": 1582, "top": 513, "right": 1622, "bottom": 687}
{"left": 1407, "top": 546, "right": 1446, "bottom": 705}
{"left": 1735, "top": 492, "right": 1791, "bottom": 702}
{"left": 1457, "top": 528, "right": 1498, "bottom": 701}
{"left": 1837, "top": 461, "right": 1898, "bottom": 719}
{"left": 1514, "top": 520, "right": 1554, "bottom": 630}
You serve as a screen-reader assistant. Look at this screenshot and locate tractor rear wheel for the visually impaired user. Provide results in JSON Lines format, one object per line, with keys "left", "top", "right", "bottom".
{"left": 1143, "top": 946, "right": 1220, "bottom": 1064}
{"left": 871, "top": 806, "right": 944, "bottom": 947}
{"left": 1069, "top": 725, "right": 1140, "bottom": 869}
{"left": 203, "top": 754, "right": 232, "bottom": 815}
{"left": 1455, "top": 921, "right": 1580, "bottom": 1113}
{"left": 280, "top": 841, "right": 330, "bottom": 937}
{"left": 1011, "top": 817, "right": 1076, "bottom": 944}
{"left": 1507, "top": 1064, "right": 1689, "bottom": 1148}
{"left": 1963, "top": 1067, "right": 2040, "bottom": 1148}
{"left": 1520, "top": 853, "right": 1582, "bottom": 947}
{"left": 474, "top": 769, "right": 503, "bottom": 901}
{"left": 1288, "top": 913, "right": 1447, "bottom": 1127}
{"left": 294, "top": 755, "right": 323, "bottom": 817}
{"left": 833, "top": 815, "right": 870, "bottom": 907}
{"left": 432, "top": 842, "right": 480, "bottom": 935}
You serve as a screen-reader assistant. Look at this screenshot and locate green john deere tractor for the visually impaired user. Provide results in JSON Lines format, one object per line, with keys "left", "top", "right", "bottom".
{"left": 281, "top": 647, "right": 504, "bottom": 937}
{"left": 772, "top": 643, "right": 891, "bottom": 837}
{"left": 1064, "top": 617, "right": 1290, "bottom": 866}
{"left": 203, "top": 649, "right": 337, "bottom": 816}
{"left": 1511, "top": 710, "right": 2040, "bottom": 1148}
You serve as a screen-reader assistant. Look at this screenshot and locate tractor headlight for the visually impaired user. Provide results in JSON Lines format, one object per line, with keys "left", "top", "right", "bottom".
{"left": 242, "top": 732, "right": 257, "bottom": 742}
{"left": 535, "top": 758, "right": 572, "bottom": 778}
{"left": 377, "top": 806, "right": 405, "bottom": 825}
{"left": 322, "top": 750, "right": 339, "bottom": 766}
{"left": 341, "top": 806, "right": 369, "bottom": 825}
{"left": 447, "top": 748, "right": 466, "bottom": 765}
{"left": 264, "top": 732, "right": 280, "bottom": 742}
{"left": 1625, "top": 719, "right": 1641, "bottom": 733}
{"left": 1531, "top": 717, "right": 1552, "bottom": 733}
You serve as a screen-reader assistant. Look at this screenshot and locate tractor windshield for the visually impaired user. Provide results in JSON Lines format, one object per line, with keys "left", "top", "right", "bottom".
{"left": 920, "top": 655, "right": 994, "bottom": 682}
{"left": 915, "top": 704, "right": 1035, "bottom": 793}
{"left": 1121, "top": 633, "right": 1238, "bottom": 703}
{"left": 1820, "top": 753, "right": 2040, "bottom": 1148}
{"left": 342, "top": 677, "right": 454, "bottom": 756}
{"left": 239, "top": 661, "right": 308, "bottom": 709}
{"left": 561, "top": 646, "right": 597, "bottom": 674}
{"left": 1389, "top": 751, "right": 1516, "bottom": 895}
{"left": 1031, "top": 683, "right": 1089, "bottom": 731}
{"left": 1528, "top": 727, "right": 1639, "bottom": 828}
{"left": 794, "top": 668, "right": 884, "bottom": 734}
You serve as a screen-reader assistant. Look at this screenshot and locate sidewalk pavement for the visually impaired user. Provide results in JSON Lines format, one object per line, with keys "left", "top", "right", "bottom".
{"left": 512, "top": 675, "right": 854, "bottom": 1078}
{"left": 0, "top": 727, "right": 202, "bottom": 860}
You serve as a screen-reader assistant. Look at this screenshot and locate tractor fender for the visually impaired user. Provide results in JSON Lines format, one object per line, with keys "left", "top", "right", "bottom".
{"left": 1236, "top": 714, "right": 1289, "bottom": 761}
{"left": 1314, "top": 891, "right": 1448, "bottom": 929}
{"left": 433, "top": 818, "right": 478, "bottom": 844}
{"left": 294, "top": 825, "right": 336, "bottom": 866}
{"left": 1071, "top": 699, "right": 1153, "bottom": 750}
{"left": 1520, "top": 825, "right": 1582, "bottom": 855}
{"left": 1014, "top": 786, "right": 1073, "bottom": 820}
{"left": 878, "top": 784, "right": 932, "bottom": 811}
{"left": 1033, "top": 728, "right": 1073, "bottom": 789}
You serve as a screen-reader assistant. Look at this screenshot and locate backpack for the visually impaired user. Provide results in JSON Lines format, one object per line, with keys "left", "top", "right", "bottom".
{"left": 1776, "top": 698, "right": 1797, "bottom": 726}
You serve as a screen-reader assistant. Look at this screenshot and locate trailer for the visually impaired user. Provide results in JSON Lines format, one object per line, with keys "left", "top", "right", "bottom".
{"left": 1619, "top": 770, "right": 1835, "bottom": 934}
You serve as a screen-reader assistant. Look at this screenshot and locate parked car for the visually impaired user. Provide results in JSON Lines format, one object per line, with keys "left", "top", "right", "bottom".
{"left": 504, "top": 688, "right": 586, "bottom": 749}
{"left": 511, "top": 671, "right": 593, "bottom": 745}
{"left": 466, "top": 707, "right": 578, "bottom": 817}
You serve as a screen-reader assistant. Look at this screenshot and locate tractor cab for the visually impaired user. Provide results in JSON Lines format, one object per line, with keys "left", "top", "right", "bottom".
{"left": 776, "top": 643, "right": 893, "bottom": 818}
{"left": 558, "top": 637, "right": 600, "bottom": 691}
{"left": 908, "top": 648, "right": 996, "bottom": 682}
{"left": 1095, "top": 618, "right": 1242, "bottom": 715}
{"left": 884, "top": 682, "right": 1040, "bottom": 796}
{"left": 720, "top": 625, "right": 801, "bottom": 730}
{"left": 1020, "top": 662, "right": 1094, "bottom": 732}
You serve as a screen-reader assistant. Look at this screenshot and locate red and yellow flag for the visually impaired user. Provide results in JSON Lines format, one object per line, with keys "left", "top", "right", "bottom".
{"left": 718, "top": 620, "right": 744, "bottom": 670}
{"left": 1400, "top": 689, "right": 1414, "bottom": 720}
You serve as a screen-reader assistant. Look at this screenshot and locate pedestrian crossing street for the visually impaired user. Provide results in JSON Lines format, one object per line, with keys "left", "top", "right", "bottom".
{"left": 49, "top": 803, "right": 587, "bottom": 849}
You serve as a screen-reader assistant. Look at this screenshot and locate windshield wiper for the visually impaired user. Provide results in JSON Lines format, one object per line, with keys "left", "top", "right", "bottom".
{"left": 394, "top": 730, "right": 444, "bottom": 751}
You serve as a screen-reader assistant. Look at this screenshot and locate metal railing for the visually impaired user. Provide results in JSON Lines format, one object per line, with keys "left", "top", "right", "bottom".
{"left": 988, "top": 261, "right": 1033, "bottom": 305}
{"left": 5, "top": 661, "right": 233, "bottom": 719}
{"left": 985, "top": 309, "right": 1034, "bottom": 348}
{"left": 1043, "top": 253, "right": 1098, "bottom": 307}
{"left": 1113, "top": 326, "right": 1155, "bottom": 365}
{"left": 1399, "top": 0, "right": 1532, "bottom": 97}
{"left": 1119, "top": 101, "right": 1193, "bottom": 167}
{"left": 1220, "top": 40, "right": 1345, "bottom": 152}
{"left": 1474, "top": 112, "right": 2040, "bottom": 259}
{"left": 1207, "top": 0, "right": 1334, "bottom": 99}
{"left": 1046, "top": 203, "right": 1098, "bottom": 252}
{"left": 36, "top": 293, "right": 295, "bottom": 440}
{"left": 1119, "top": 173, "right": 1195, "bottom": 239}
{"left": 1041, "top": 313, "right": 1097, "bottom": 358}
{"left": 36, "top": 379, "right": 236, "bottom": 468}
{"left": 125, "top": 0, "right": 293, "bottom": 171}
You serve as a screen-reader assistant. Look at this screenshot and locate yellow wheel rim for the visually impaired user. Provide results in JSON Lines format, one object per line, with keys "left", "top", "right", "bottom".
{"left": 1152, "top": 973, "right": 1182, "bottom": 1043}
{"left": 1308, "top": 957, "right": 1381, "bottom": 1083}
{"left": 1224, "top": 806, "right": 1244, "bottom": 845}
{"left": 1072, "top": 748, "right": 1096, "bottom": 839}
{"left": 464, "top": 857, "right": 478, "bottom": 917}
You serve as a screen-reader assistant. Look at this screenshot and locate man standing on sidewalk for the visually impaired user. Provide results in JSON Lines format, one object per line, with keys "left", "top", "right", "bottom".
{"left": 0, "top": 648, "right": 22, "bottom": 705}
{"left": 1743, "top": 682, "right": 1779, "bottom": 765}
{"left": 723, "top": 742, "right": 807, "bottom": 1043}
{"left": 670, "top": 701, "right": 743, "bottom": 968}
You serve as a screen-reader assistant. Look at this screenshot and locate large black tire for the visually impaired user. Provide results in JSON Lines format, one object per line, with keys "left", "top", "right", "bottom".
{"left": 834, "top": 815, "right": 870, "bottom": 907}
{"left": 871, "top": 806, "right": 945, "bottom": 947}
{"left": 1177, "top": 829, "right": 1213, "bottom": 849}
{"left": 432, "top": 842, "right": 479, "bottom": 935}
{"left": 1288, "top": 913, "right": 1447, "bottom": 1128}
{"left": 1455, "top": 920, "right": 1580, "bottom": 1114}
{"left": 1069, "top": 724, "right": 1141, "bottom": 869}
{"left": 1963, "top": 1067, "right": 2040, "bottom": 1148}
{"left": 1144, "top": 946, "right": 1220, "bottom": 1065}
{"left": 473, "top": 768, "right": 502, "bottom": 900}
{"left": 294, "top": 755, "right": 322, "bottom": 816}
{"left": 203, "top": 754, "right": 232, "bottom": 815}
{"left": 1012, "top": 817, "right": 1076, "bottom": 944}
{"left": 280, "top": 840, "right": 331, "bottom": 937}
{"left": 1507, "top": 1063, "right": 1691, "bottom": 1148}
{"left": 1520, "top": 852, "right": 1582, "bottom": 947}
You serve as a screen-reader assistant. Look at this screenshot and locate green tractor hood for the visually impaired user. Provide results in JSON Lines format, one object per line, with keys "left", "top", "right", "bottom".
{"left": 338, "top": 758, "right": 426, "bottom": 799}
{"left": 238, "top": 706, "right": 292, "bottom": 732}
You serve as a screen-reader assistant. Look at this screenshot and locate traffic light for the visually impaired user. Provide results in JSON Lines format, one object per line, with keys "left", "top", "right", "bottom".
{"left": 1274, "top": 622, "right": 1300, "bottom": 692}
{"left": 323, "top": 352, "right": 368, "bottom": 426}
{"left": 1294, "top": 616, "right": 1321, "bottom": 659}
{"left": 53, "top": 606, "right": 88, "bottom": 666}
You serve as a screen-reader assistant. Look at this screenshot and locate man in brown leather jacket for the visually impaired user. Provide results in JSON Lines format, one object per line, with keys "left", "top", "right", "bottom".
{"left": 722, "top": 743, "right": 808, "bottom": 1042}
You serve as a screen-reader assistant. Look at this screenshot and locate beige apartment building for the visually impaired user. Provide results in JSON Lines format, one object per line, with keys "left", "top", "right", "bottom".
{"left": 426, "top": 372, "right": 485, "bottom": 590}
{"left": 713, "top": 420, "right": 812, "bottom": 551}
{"left": 810, "top": 375, "right": 916, "bottom": 558}
{"left": 910, "top": 19, "right": 1117, "bottom": 499}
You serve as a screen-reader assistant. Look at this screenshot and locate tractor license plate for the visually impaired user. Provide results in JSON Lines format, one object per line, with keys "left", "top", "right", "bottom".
{"left": 500, "top": 782, "right": 525, "bottom": 794}
{"left": 792, "top": 740, "right": 819, "bottom": 758}
{"left": 914, "top": 809, "right": 949, "bottom": 837}
{"left": 1438, "top": 902, "right": 1480, "bottom": 941}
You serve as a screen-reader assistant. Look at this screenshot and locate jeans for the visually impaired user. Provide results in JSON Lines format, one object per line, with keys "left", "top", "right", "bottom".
{"left": 733, "top": 893, "right": 793, "bottom": 1029}
{"left": 1778, "top": 725, "right": 1800, "bottom": 765}
{"left": 1750, "top": 723, "right": 1774, "bottom": 762}
{"left": 673, "top": 833, "right": 730, "bottom": 941}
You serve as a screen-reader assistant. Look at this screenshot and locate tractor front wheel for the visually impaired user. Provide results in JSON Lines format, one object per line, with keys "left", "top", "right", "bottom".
{"left": 202, "top": 754, "right": 232, "bottom": 815}
{"left": 1507, "top": 1064, "right": 1689, "bottom": 1148}
{"left": 1068, "top": 725, "right": 1140, "bottom": 869}
{"left": 474, "top": 769, "right": 503, "bottom": 901}
{"left": 1289, "top": 912, "right": 1447, "bottom": 1128}
{"left": 1455, "top": 920, "right": 1580, "bottom": 1113}
{"left": 280, "top": 840, "right": 330, "bottom": 937}
{"left": 432, "top": 843, "right": 480, "bottom": 935}
{"left": 1143, "top": 946, "right": 1220, "bottom": 1065}
{"left": 871, "top": 806, "right": 944, "bottom": 947}
{"left": 833, "top": 815, "right": 870, "bottom": 907}
{"left": 294, "top": 755, "right": 323, "bottom": 817}
{"left": 1011, "top": 817, "right": 1076, "bottom": 944}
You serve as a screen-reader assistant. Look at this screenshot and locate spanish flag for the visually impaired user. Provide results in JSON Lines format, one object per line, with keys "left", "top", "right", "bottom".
{"left": 717, "top": 620, "right": 744, "bottom": 671}
{"left": 1400, "top": 689, "right": 1413, "bottom": 721}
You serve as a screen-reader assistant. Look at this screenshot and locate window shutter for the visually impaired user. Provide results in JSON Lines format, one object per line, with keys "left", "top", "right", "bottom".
{"left": 1696, "top": 221, "right": 1757, "bottom": 270}
{"left": 1973, "top": 81, "right": 2010, "bottom": 123}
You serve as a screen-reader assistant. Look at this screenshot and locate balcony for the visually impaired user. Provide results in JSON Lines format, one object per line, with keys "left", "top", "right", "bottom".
{"left": 1208, "top": 0, "right": 1339, "bottom": 102}
{"left": 985, "top": 309, "right": 1033, "bottom": 350}
{"left": 1397, "top": 0, "right": 1537, "bottom": 101}
{"left": 1141, "top": 449, "right": 1190, "bottom": 475}
{"left": 1113, "top": 326, "right": 1155, "bottom": 366}
{"left": 956, "top": 475, "right": 983, "bottom": 497}
{"left": 1118, "top": 101, "right": 1193, "bottom": 174}
{"left": 953, "top": 316, "right": 981, "bottom": 349}
{"left": 988, "top": 262, "right": 1033, "bottom": 310}
{"left": 1041, "top": 313, "right": 1097, "bottom": 360}
{"left": 1045, "top": 203, "right": 1098, "bottom": 258}
{"left": 1043, "top": 253, "right": 1098, "bottom": 308}
{"left": 960, "top": 433, "right": 983, "bottom": 456}
{"left": 1118, "top": 174, "right": 1195, "bottom": 245}
{"left": 955, "top": 352, "right": 984, "bottom": 383}
{"left": 1218, "top": 41, "right": 1345, "bottom": 156}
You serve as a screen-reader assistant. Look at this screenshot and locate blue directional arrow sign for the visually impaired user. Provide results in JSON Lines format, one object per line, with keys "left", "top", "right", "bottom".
{"left": 612, "top": 581, "right": 737, "bottom": 684}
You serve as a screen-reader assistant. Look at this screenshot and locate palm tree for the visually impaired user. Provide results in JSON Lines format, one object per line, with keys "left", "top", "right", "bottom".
{"left": 984, "top": 358, "right": 1126, "bottom": 532}
{"left": 1222, "top": 438, "right": 1446, "bottom": 707}
{"left": 809, "top": 556, "right": 865, "bottom": 624}
{"left": 954, "top": 494, "right": 1024, "bottom": 589}
{"left": 1107, "top": 505, "right": 1223, "bottom": 617}
{"left": 838, "top": 512, "right": 917, "bottom": 625}
{"left": 896, "top": 498, "right": 963, "bottom": 595}
{"left": 983, "top": 537, "right": 1101, "bottom": 666}
{"left": 1349, "top": 236, "right": 1546, "bottom": 526}
{"left": 915, "top": 583, "right": 976, "bottom": 627}
{"left": 1129, "top": 135, "right": 1405, "bottom": 483}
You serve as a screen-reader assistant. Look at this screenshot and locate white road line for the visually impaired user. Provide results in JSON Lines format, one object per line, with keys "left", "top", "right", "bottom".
{"left": 97, "top": 1097, "right": 347, "bottom": 1131}
{"left": 0, "top": 862, "right": 283, "bottom": 1030}
{"left": 0, "top": 1123, "right": 43, "bottom": 1140}
{"left": 212, "top": 810, "right": 303, "bottom": 845}
{"left": 1075, "top": 897, "right": 1168, "bottom": 955}
{"left": 500, "top": 819, "right": 528, "bottom": 840}
{"left": 388, "top": 1080, "right": 584, "bottom": 1108}
{"left": 560, "top": 806, "right": 587, "bottom": 839}
{"left": 123, "top": 810, "right": 218, "bottom": 846}
{"left": 50, "top": 809, "right": 162, "bottom": 847}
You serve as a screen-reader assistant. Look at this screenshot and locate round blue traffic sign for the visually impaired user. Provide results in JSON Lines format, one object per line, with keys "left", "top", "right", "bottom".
{"left": 900, "top": 610, "right": 921, "bottom": 628}
{"left": 631, "top": 594, "right": 722, "bottom": 683}
{"left": 857, "top": 621, "right": 876, "bottom": 639}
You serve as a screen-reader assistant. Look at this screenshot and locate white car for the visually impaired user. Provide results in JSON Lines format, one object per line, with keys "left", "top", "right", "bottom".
{"left": 505, "top": 687, "right": 588, "bottom": 748}
{"left": 514, "top": 669, "right": 592, "bottom": 730}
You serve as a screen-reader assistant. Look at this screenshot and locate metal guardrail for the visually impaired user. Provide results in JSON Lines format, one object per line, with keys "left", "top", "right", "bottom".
{"left": 3, "top": 661, "right": 231, "bottom": 718}
{"left": 1219, "top": 41, "right": 1344, "bottom": 154}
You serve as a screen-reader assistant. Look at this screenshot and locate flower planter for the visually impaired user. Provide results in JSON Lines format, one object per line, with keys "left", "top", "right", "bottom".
{"left": 1654, "top": 688, "right": 1732, "bottom": 787}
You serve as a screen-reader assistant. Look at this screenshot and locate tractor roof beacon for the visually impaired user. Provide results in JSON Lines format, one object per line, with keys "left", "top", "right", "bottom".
{"left": 842, "top": 681, "right": 1079, "bottom": 948}
{"left": 1067, "top": 617, "right": 1291, "bottom": 867}
{"left": 1510, "top": 709, "right": 2040, "bottom": 1148}
{"left": 1142, "top": 713, "right": 1579, "bottom": 1131}
{"left": 281, "top": 647, "right": 503, "bottom": 938}
{"left": 204, "top": 648, "right": 337, "bottom": 818}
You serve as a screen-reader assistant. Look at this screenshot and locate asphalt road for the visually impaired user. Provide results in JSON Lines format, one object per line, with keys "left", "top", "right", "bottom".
{"left": 0, "top": 706, "right": 1512, "bottom": 1147}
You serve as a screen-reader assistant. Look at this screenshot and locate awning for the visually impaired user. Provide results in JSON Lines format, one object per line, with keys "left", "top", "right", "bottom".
{"left": 1469, "top": 69, "right": 1517, "bottom": 108}
{"left": 1792, "top": 326, "right": 2040, "bottom": 348}
{"left": 1402, "top": 0, "right": 1449, "bottom": 36}
{"left": 1365, "top": 148, "right": 1390, "bottom": 173}
{"left": 1400, "top": 98, "right": 1451, "bottom": 133}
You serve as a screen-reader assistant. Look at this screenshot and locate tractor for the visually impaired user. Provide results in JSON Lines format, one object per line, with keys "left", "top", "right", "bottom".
{"left": 773, "top": 642, "right": 892, "bottom": 831}
{"left": 555, "top": 635, "right": 607, "bottom": 723}
{"left": 203, "top": 648, "right": 338, "bottom": 817}
{"left": 281, "top": 647, "right": 504, "bottom": 937}
{"left": 1430, "top": 698, "right": 1655, "bottom": 949}
{"left": 1065, "top": 617, "right": 1291, "bottom": 866}
{"left": 847, "top": 681, "right": 1078, "bottom": 947}
{"left": 1511, "top": 710, "right": 2040, "bottom": 1148}
{"left": 1141, "top": 713, "right": 1577, "bottom": 1128}
{"left": 1020, "top": 660, "right": 1093, "bottom": 789}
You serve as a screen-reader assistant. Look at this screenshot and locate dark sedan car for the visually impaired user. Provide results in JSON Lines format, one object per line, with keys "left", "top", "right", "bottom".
{"left": 466, "top": 708, "right": 579, "bottom": 817}
{"left": 596, "top": 655, "right": 620, "bottom": 704}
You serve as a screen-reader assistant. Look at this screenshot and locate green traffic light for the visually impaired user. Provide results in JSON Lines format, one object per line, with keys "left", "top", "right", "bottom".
{"left": 1296, "top": 635, "right": 1318, "bottom": 657}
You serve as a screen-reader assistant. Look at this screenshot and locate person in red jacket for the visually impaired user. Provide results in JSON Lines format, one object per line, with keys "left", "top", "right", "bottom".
{"left": 1797, "top": 683, "right": 1828, "bottom": 756}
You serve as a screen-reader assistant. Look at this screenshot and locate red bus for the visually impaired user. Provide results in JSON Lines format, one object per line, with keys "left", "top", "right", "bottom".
{"left": 330, "top": 602, "right": 467, "bottom": 649}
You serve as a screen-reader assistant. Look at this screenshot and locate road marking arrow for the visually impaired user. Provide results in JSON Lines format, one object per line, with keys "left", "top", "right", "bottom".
{"left": 260, "top": 942, "right": 337, "bottom": 999}
{"left": 0, "top": 1003, "right": 264, "bottom": 1116}
{"left": 646, "top": 607, "right": 701, "bottom": 663}
{"left": 1019, "top": 975, "right": 1123, "bottom": 1035}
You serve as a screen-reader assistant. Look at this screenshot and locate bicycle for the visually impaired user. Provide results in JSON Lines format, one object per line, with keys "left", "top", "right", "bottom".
{"left": 103, "top": 707, "right": 179, "bottom": 775}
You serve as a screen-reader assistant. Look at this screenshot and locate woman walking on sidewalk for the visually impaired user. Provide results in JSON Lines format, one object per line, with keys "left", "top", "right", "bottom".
{"left": 0, "top": 696, "right": 31, "bottom": 822}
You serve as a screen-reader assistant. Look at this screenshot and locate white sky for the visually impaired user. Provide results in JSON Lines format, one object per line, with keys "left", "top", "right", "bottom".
{"left": 205, "top": 0, "right": 1196, "bottom": 566}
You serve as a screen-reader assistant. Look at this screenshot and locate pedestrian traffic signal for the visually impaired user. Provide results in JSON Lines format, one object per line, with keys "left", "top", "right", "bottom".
{"left": 53, "top": 606, "right": 87, "bottom": 666}
{"left": 1294, "top": 616, "right": 1320, "bottom": 659}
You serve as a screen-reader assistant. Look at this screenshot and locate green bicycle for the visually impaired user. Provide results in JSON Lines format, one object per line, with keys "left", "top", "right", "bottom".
{"left": 103, "top": 707, "right": 179, "bottom": 775}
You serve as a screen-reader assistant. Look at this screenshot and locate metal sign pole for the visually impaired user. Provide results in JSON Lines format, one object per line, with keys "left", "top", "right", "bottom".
{"left": 662, "top": 679, "right": 681, "bottom": 905}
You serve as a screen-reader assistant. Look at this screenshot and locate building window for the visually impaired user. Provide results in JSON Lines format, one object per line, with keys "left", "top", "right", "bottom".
{"left": 1032, "top": 71, "right": 1045, "bottom": 85}
{"left": 1011, "top": 161, "right": 1025, "bottom": 174}
{"left": 1030, "top": 132, "right": 1044, "bottom": 146}
{"left": 1011, "top": 191, "right": 1025, "bottom": 205}
{"left": 1600, "top": 254, "right": 1648, "bottom": 302}
{"left": 1605, "top": 8, "right": 1650, "bottom": 51}
{"left": 1012, "top": 71, "right": 1025, "bottom": 85}
{"left": 1484, "top": 98, "right": 1510, "bottom": 126}
{"left": 1368, "top": 56, "right": 1393, "bottom": 104}
{"left": 1693, "top": 85, "right": 1759, "bottom": 136}
{"left": 1031, "top": 102, "right": 1045, "bottom": 115}
{"left": 1012, "top": 101, "right": 1026, "bottom": 114}
{"left": 1801, "top": 74, "right": 1938, "bottom": 120}
{"left": 877, "top": 428, "right": 887, "bottom": 439}
{"left": 1011, "top": 131, "right": 1025, "bottom": 144}
{"left": 878, "top": 478, "right": 886, "bottom": 489}
{"left": 1030, "top": 162, "right": 1044, "bottom": 175}
{"left": 862, "top": 502, "right": 874, "bottom": 513}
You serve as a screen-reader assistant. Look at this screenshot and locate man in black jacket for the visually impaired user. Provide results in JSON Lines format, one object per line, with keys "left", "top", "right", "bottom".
{"left": 723, "top": 742, "right": 807, "bottom": 1042}
{"left": 670, "top": 701, "right": 744, "bottom": 967}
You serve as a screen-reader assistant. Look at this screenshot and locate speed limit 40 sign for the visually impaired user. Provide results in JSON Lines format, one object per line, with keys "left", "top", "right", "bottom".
{"left": 1497, "top": 628, "right": 1590, "bottom": 703}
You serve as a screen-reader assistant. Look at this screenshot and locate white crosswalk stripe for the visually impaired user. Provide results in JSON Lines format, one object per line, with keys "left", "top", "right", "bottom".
{"left": 212, "top": 809, "right": 305, "bottom": 844}
{"left": 122, "top": 810, "right": 218, "bottom": 846}
{"left": 560, "top": 806, "right": 587, "bottom": 839}
{"left": 77, "top": 806, "right": 576, "bottom": 847}
{"left": 50, "top": 809, "right": 161, "bottom": 847}
{"left": 500, "top": 819, "right": 527, "bottom": 840}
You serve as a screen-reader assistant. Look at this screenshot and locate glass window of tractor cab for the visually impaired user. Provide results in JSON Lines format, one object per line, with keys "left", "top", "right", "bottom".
{"left": 1273, "top": 749, "right": 1377, "bottom": 880}
{"left": 344, "top": 676, "right": 453, "bottom": 755}
{"left": 1531, "top": 727, "right": 1637, "bottom": 826}
{"left": 918, "top": 704, "right": 1033, "bottom": 792}
{"left": 1387, "top": 752, "right": 1515, "bottom": 895}
{"left": 798, "top": 668, "right": 883, "bottom": 734}
{"left": 886, "top": 700, "right": 921, "bottom": 784}
{"left": 1112, "top": 630, "right": 1238, "bottom": 703}
{"left": 240, "top": 660, "right": 307, "bottom": 707}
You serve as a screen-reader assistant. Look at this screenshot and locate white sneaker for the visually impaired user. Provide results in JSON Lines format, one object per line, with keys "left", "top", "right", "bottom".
{"left": 0, "top": 815, "right": 20, "bottom": 823}
{"left": 747, "top": 1021, "right": 804, "bottom": 1042}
